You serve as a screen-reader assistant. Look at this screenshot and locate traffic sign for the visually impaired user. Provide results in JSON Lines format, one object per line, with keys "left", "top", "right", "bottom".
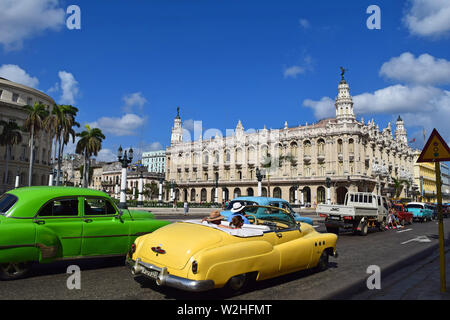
{"left": 416, "top": 128, "right": 450, "bottom": 163}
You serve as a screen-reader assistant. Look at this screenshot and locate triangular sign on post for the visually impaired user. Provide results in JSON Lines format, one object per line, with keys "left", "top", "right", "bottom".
{"left": 417, "top": 128, "right": 450, "bottom": 163}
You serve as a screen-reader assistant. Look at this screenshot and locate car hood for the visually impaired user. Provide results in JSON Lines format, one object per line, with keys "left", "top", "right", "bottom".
{"left": 135, "top": 222, "right": 224, "bottom": 270}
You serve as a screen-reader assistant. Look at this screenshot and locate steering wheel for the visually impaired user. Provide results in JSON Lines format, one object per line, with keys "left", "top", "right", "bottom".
{"left": 246, "top": 214, "right": 258, "bottom": 225}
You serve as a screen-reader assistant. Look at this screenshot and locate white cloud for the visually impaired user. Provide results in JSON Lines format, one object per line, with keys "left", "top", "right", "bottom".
{"left": 58, "top": 71, "right": 79, "bottom": 105}
{"left": 299, "top": 18, "right": 310, "bottom": 29}
{"left": 303, "top": 97, "right": 335, "bottom": 119}
{"left": 380, "top": 52, "right": 450, "bottom": 85}
{"left": 403, "top": 0, "right": 450, "bottom": 37}
{"left": 89, "top": 113, "right": 147, "bottom": 136}
{"left": 94, "top": 148, "right": 117, "bottom": 162}
{"left": 0, "top": 64, "right": 39, "bottom": 88}
{"left": 0, "top": 0, "right": 65, "bottom": 50}
{"left": 283, "top": 66, "right": 305, "bottom": 79}
{"left": 122, "top": 92, "right": 147, "bottom": 113}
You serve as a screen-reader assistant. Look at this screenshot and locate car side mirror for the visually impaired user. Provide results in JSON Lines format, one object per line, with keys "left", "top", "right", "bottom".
{"left": 116, "top": 210, "right": 124, "bottom": 220}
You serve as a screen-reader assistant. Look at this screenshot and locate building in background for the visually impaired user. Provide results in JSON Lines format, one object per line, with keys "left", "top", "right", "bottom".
{"left": 141, "top": 150, "right": 166, "bottom": 173}
{"left": 413, "top": 151, "right": 437, "bottom": 203}
{"left": 0, "top": 77, "right": 55, "bottom": 193}
{"left": 166, "top": 74, "right": 416, "bottom": 205}
{"left": 441, "top": 162, "right": 450, "bottom": 202}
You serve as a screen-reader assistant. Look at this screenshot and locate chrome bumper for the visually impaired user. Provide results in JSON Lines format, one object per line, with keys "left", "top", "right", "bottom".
{"left": 128, "top": 258, "right": 215, "bottom": 292}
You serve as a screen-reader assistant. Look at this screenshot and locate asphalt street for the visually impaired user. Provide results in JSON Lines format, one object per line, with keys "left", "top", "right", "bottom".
{"left": 1, "top": 215, "right": 449, "bottom": 300}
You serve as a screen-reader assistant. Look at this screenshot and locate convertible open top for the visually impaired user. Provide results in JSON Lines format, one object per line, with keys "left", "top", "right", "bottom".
{"left": 181, "top": 219, "right": 270, "bottom": 237}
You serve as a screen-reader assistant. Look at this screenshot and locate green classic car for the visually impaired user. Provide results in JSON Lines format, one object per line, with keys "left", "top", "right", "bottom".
{"left": 0, "top": 186, "right": 170, "bottom": 280}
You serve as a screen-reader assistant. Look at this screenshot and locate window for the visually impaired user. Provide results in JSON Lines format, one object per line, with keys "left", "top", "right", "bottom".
{"left": 363, "top": 195, "right": 368, "bottom": 203}
{"left": 12, "top": 93, "right": 19, "bottom": 102}
{"left": 0, "top": 194, "right": 18, "bottom": 215}
{"left": 368, "top": 195, "right": 372, "bottom": 204}
{"left": 0, "top": 90, "right": 3, "bottom": 99}
{"left": 39, "top": 198, "right": 79, "bottom": 217}
{"left": 27, "top": 97, "right": 33, "bottom": 105}
{"left": 84, "top": 198, "right": 117, "bottom": 215}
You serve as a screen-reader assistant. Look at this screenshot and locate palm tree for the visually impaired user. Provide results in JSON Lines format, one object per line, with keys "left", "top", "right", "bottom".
{"left": 392, "top": 177, "right": 410, "bottom": 199}
{"left": 0, "top": 121, "right": 23, "bottom": 185}
{"left": 75, "top": 125, "right": 105, "bottom": 188}
{"left": 144, "top": 181, "right": 158, "bottom": 200}
{"left": 44, "top": 105, "right": 79, "bottom": 186}
{"left": 23, "top": 103, "right": 49, "bottom": 186}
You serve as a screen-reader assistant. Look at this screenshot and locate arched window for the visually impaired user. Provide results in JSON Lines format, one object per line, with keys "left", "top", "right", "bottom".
{"left": 233, "top": 188, "right": 241, "bottom": 198}
{"left": 317, "top": 187, "right": 326, "bottom": 204}
{"left": 317, "top": 139, "right": 325, "bottom": 156}
{"left": 200, "top": 188, "right": 207, "bottom": 202}
{"left": 246, "top": 188, "right": 254, "bottom": 196}
{"left": 273, "top": 187, "right": 282, "bottom": 199}
{"left": 337, "top": 139, "right": 343, "bottom": 154}
{"left": 303, "top": 140, "right": 311, "bottom": 156}
{"left": 203, "top": 152, "right": 209, "bottom": 165}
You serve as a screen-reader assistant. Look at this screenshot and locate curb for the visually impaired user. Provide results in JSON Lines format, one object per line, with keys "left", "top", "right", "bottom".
{"left": 325, "top": 235, "right": 450, "bottom": 299}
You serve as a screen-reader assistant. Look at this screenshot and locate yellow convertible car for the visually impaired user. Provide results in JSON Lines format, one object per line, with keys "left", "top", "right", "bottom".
{"left": 128, "top": 205, "right": 338, "bottom": 292}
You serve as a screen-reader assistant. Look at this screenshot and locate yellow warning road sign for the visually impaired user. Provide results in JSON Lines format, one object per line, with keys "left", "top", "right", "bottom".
{"left": 416, "top": 128, "right": 450, "bottom": 163}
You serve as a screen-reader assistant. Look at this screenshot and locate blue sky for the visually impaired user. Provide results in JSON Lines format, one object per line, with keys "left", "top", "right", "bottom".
{"left": 1, "top": 0, "right": 450, "bottom": 161}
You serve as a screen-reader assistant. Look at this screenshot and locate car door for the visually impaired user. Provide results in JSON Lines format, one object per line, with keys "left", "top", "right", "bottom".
{"left": 34, "top": 197, "right": 83, "bottom": 259}
{"left": 261, "top": 206, "right": 313, "bottom": 272}
{"left": 80, "top": 197, "right": 130, "bottom": 256}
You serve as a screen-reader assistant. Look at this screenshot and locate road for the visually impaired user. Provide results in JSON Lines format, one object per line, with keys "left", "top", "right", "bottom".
{"left": 1, "top": 214, "right": 449, "bottom": 300}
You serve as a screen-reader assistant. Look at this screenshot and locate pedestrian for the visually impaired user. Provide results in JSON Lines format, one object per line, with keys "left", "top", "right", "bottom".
{"left": 183, "top": 201, "right": 189, "bottom": 216}
{"left": 173, "top": 198, "right": 177, "bottom": 212}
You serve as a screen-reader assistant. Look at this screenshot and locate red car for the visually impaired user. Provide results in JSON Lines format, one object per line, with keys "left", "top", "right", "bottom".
{"left": 393, "top": 204, "right": 413, "bottom": 225}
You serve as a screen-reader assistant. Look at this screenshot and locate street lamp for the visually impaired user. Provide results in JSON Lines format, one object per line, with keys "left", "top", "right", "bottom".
{"left": 117, "top": 145, "right": 133, "bottom": 209}
{"left": 256, "top": 167, "right": 264, "bottom": 197}
{"left": 214, "top": 174, "right": 219, "bottom": 203}
{"left": 158, "top": 177, "right": 164, "bottom": 203}
{"left": 326, "top": 177, "right": 332, "bottom": 204}
{"left": 293, "top": 184, "right": 299, "bottom": 204}
{"left": 137, "top": 164, "right": 145, "bottom": 207}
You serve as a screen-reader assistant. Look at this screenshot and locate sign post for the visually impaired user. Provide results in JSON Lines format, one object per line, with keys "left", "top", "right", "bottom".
{"left": 416, "top": 128, "right": 450, "bottom": 293}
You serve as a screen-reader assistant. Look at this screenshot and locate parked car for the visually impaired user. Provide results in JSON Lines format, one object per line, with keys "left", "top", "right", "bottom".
{"left": 405, "top": 202, "right": 434, "bottom": 222}
{"left": 128, "top": 205, "right": 337, "bottom": 292}
{"left": 392, "top": 203, "right": 413, "bottom": 225}
{"left": 317, "top": 192, "right": 389, "bottom": 235}
{"left": 0, "top": 186, "right": 170, "bottom": 280}
{"left": 220, "top": 197, "right": 314, "bottom": 226}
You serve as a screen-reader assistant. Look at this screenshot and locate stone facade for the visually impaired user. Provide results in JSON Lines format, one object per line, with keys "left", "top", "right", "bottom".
{"left": 166, "top": 76, "right": 416, "bottom": 205}
{"left": 0, "top": 77, "right": 55, "bottom": 193}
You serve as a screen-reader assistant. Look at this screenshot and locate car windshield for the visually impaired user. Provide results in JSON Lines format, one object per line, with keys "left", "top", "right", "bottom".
{"left": 226, "top": 200, "right": 258, "bottom": 210}
{"left": 243, "top": 205, "right": 296, "bottom": 229}
{"left": 406, "top": 204, "right": 424, "bottom": 209}
{"left": 0, "top": 193, "right": 18, "bottom": 215}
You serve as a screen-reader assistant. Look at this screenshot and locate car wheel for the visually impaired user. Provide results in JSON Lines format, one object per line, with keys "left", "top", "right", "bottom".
{"left": 378, "top": 220, "right": 386, "bottom": 231}
{"left": 359, "top": 223, "right": 368, "bottom": 236}
{"left": 0, "top": 262, "right": 31, "bottom": 280}
{"left": 315, "top": 251, "right": 329, "bottom": 272}
{"left": 226, "top": 273, "right": 249, "bottom": 293}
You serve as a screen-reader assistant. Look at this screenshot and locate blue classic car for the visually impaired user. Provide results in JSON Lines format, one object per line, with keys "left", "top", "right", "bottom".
{"left": 406, "top": 202, "right": 434, "bottom": 222}
{"left": 221, "top": 197, "right": 314, "bottom": 226}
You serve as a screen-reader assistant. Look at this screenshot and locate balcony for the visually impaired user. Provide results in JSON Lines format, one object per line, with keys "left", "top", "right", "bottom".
{"left": 317, "top": 154, "right": 325, "bottom": 162}
{"left": 338, "top": 153, "right": 343, "bottom": 161}
{"left": 303, "top": 154, "right": 311, "bottom": 163}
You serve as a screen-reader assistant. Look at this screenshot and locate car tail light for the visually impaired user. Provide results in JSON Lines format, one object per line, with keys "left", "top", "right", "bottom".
{"left": 192, "top": 260, "right": 198, "bottom": 274}
{"left": 131, "top": 243, "right": 136, "bottom": 254}
{"left": 319, "top": 214, "right": 327, "bottom": 218}
{"left": 343, "top": 216, "right": 352, "bottom": 220}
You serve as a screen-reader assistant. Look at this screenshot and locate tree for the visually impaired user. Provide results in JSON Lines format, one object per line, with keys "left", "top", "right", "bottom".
{"left": 0, "top": 121, "right": 23, "bottom": 185}
{"left": 144, "top": 181, "right": 158, "bottom": 200}
{"left": 44, "top": 104, "right": 79, "bottom": 186}
{"left": 75, "top": 125, "right": 105, "bottom": 188}
{"left": 392, "top": 177, "right": 410, "bottom": 199}
{"left": 23, "top": 103, "right": 49, "bottom": 186}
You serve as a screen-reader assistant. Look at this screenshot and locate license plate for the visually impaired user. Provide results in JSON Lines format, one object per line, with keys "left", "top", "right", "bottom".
{"left": 329, "top": 216, "right": 341, "bottom": 220}
{"left": 141, "top": 268, "right": 159, "bottom": 279}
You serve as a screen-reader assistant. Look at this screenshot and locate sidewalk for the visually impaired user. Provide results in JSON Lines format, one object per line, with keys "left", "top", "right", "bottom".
{"left": 351, "top": 247, "right": 450, "bottom": 300}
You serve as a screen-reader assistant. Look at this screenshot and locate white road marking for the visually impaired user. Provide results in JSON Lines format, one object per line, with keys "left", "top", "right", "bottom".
{"left": 401, "top": 235, "right": 431, "bottom": 245}
{"left": 396, "top": 228, "right": 412, "bottom": 233}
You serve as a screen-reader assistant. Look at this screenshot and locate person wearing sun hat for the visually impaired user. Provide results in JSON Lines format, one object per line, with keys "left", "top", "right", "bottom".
{"left": 201, "top": 210, "right": 225, "bottom": 225}
{"left": 228, "top": 202, "right": 250, "bottom": 224}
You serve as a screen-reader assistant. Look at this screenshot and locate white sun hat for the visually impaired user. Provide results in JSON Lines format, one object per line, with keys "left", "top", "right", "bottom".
{"left": 230, "top": 202, "right": 245, "bottom": 213}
